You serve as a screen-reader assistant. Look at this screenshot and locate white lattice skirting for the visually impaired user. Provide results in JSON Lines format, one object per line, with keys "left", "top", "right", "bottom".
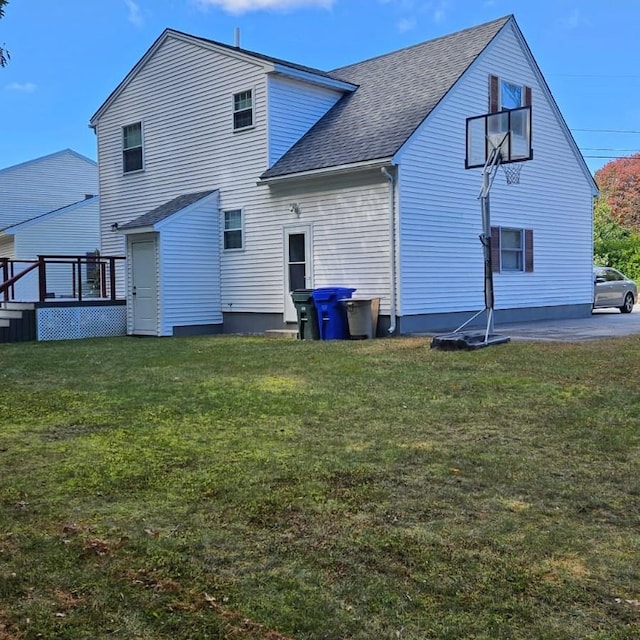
{"left": 37, "top": 305, "right": 127, "bottom": 341}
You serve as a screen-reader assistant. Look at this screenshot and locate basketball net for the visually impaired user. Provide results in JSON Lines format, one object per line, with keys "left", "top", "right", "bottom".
{"left": 487, "top": 132, "right": 522, "bottom": 185}
{"left": 501, "top": 163, "right": 522, "bottom": 185}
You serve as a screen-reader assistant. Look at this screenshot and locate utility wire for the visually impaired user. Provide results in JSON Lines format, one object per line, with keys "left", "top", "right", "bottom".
{"left": 571, "top": 128, "right": 640, "bottom": 134}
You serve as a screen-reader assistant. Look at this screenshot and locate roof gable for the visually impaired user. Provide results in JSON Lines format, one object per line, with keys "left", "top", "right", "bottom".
{"left": 261, "top": 16, "right": 511, "bottom": 180}
{"left": 89, "top": 29, "right": 350, "bottom": 126}
{"left": 119, "top": 191, "right": 218, "bottom": 232}
{"left": 1, "top": 196, "right": 99, "bottom": 234}
{"left": 0, "top": 149, "right": 96, "bottom": 176}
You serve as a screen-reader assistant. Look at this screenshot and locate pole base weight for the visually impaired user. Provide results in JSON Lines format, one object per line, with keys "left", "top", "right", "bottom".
{"left": 430, "top": 330, "right": 510, "bottom": 351}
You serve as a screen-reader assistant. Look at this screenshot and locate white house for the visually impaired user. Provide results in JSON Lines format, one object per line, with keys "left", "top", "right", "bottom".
{"left": 0, "top": 150, "right": 100, "bottom": 299}
{"left": 89, "top": 15, "right": 597, "bottom": 337}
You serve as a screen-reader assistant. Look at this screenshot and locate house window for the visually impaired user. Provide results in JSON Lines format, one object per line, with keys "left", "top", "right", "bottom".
{"left": 501, "top": 81, "right": 522, "bottom": 110}
{"left": 123, "top": 122, "right": 143, "bottom": 173}
{"left": 501, "top": 228, "right": 524, "bottom": 271}
{"left": 224, "top": 209, "right": 243, "bottom": 250}
{"left": 489, "top": 75, "right": 532, "bottom": 113}
{"left": 491, "top": 226, "right": 534, "bottom": 273}
{"left": 233, "top": 90, "right": 253, "bottom": 130}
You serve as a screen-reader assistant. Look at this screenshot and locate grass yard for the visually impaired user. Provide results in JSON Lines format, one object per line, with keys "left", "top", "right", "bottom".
{"left": 0, "top": 334, "right": 639, "bottom": 639}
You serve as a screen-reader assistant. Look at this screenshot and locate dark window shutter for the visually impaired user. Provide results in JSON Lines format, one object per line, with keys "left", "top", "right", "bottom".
{"left": 491, "top": 226, "right": 501, "bottom": 273}
{"left": 525, "top": 229, "right": 534, "bottom": 272}
{"left": 524, "top": 85, "right": 532, "bottom": 107}
{"left": 489, "top": 75, "right": 499, "bottom": 113}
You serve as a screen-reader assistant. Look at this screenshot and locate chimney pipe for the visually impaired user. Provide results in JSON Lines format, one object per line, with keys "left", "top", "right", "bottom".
{"left": 234, "top": 27, "right": 240, "bottom": 48}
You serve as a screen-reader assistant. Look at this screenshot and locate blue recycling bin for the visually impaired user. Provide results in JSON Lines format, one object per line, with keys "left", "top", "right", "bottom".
{"left": 312, "top": 287, "right": 356, "bottom": 340}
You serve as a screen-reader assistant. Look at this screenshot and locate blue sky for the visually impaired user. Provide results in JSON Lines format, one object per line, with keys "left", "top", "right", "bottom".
{"left": 2, "top": 0, "right": 639, "bottom": 175}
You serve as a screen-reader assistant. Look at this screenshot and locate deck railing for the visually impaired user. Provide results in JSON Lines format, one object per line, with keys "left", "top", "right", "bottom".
{"left": 0, "top": 254, "right": 126, "bottom": 303}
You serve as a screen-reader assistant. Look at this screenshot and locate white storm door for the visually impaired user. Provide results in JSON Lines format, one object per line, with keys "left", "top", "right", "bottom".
{"left": 284, "top": 226, "right": 312, "bottom": 322}
{"left": 131, "top": 238, "right": 158, "bottom": 335}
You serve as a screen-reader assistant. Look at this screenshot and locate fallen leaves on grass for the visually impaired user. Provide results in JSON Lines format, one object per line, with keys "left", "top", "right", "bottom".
{"left": 82, "top": 537, "right": 128, "bottom": 557}
{"left": 204, "top": 593, "right": 295, "bottom": 640}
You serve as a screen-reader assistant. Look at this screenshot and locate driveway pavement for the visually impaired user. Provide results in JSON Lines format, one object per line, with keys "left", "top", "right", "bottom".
{"left": 493, "top": 305, "right": 640, "bottom": 342}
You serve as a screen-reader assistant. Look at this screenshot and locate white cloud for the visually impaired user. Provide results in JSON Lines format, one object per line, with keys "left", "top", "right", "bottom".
{"left": 5, "top": 82, "right": 37, "bottom": 93}
{"left": 124, "top": 0, "right": 144, "bottom": 26}
{"left": 431, "top": 1, "right": 448, "bottom": 23}
{"left": 560, "top": 8, "right": 589, "bottom": 29}
{"left": 195, "top": 0, "right": 334, "bottom": 14}
{"left": 397, "top": 17, "right": 416, "bottom": 33}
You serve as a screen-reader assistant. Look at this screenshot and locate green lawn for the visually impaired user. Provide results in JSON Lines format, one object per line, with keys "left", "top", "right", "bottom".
{"left": 1, "top": 334, "right": 639, "bottom": 639}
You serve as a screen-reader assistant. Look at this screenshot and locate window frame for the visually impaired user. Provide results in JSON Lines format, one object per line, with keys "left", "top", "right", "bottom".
{"left": 491, "top": 226, "right": 534, "bottom": 274}
{"left": 232, "top": 89, "right": 254, "bottom": 132}
{"left": 223, "top": 208, "right": 244, "bottom": 252}
{"left": 489, "top": 75, "right": 532, "bottom": 113}
{"left": 122, "top": 121, "right": 144, "bottom": 174}
{"left": 500, "top": 227, "right": 525, "bottom": 272}
{"left": 500, "top": 79, "right": 523, "bottom": 110}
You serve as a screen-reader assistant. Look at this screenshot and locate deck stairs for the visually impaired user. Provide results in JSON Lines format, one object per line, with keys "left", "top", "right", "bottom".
{"left": 0, "top": 302, "right": 36, "bottom": 344}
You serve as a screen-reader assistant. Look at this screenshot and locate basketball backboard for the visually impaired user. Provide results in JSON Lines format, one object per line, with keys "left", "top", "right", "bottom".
{"left": 465, "top": 106, "right": 532, "bottom": 169}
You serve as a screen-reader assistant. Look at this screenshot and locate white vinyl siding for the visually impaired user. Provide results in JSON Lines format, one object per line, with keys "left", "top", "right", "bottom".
{"left": 395, "top": 20, "right": 594, "bottom": 316}
{"left": 95, "top": 35, "right": 269, "bottom": 296}
{"left": 158, "top": 195, "right": 222, "bottom": 336}
{"left": 9, "top": 198, "right": 100, "bottom": 299}
{"left": 95, "top": 34, "right": 389, "bottom": 320}
{"left": 96, "top": 36, "right": 267, "bottom": 239}
{"left": 0, "top": 150, "right": 97, "bottom": 230}
{"left": 219, "top": 170, "right": 390, "bottom": 314}
{"left": 267, "top": 75, "right": 343, "bottom": 166}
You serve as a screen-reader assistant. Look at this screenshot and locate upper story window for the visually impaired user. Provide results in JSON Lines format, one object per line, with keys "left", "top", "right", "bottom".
{"left": 224, "top": 209, "right": 243, "bottom": 250}
{"left": 489, "top": 75, "right": 531, "bottom": 113}
{"left": 233, "top": 90, "right": 253, "bottom": 130}
{"left": 123, "top": 122, "right": 143, "bottom": 173}
{"left": 500, "top": 81, "right": 522, "bottom": 110}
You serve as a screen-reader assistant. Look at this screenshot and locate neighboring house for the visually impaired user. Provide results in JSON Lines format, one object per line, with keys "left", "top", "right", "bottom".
{"left": 89, "top": 15, "right": 597, "bottom": 337}
{"left": 1, "top": 197, "right": 100, "bottom": 299}
{"left": 0, "top": 150, "right": 100, "bottom": 300}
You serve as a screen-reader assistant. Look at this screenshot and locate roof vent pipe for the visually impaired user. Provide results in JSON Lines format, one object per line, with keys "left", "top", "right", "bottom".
{"left": 234, "top": 27, "right": 240, "bottom": 48}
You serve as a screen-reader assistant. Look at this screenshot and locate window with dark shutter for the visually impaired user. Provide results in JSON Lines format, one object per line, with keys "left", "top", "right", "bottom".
{"left": 488, "top": 75, "right": 532, "bottom": 112}
{"left": 491, "top": 226, "right": 534, "bottom": 273}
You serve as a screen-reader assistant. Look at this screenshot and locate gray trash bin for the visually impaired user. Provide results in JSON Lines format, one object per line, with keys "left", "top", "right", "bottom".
{"left": 343, "top": 297, "right": 380, "bottom": 339}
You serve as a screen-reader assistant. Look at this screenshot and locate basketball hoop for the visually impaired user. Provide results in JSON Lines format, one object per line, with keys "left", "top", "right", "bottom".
{"left": 501, "top": 162, "right": 522, "bottom": 185}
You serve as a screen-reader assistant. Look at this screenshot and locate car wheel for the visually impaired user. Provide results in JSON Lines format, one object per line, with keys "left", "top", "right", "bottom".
{"left": 620, "top": 292, "right": 634, "bottom": 314}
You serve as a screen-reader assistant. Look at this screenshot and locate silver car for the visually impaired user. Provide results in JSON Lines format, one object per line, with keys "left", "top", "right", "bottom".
{"left": 593, "top": 266, "right": 637, "bottom": 313}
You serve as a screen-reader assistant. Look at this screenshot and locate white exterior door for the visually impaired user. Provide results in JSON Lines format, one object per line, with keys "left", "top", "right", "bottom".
{"left": 284, "top": 226, "right": 312, "bottom": 322}
{"left": 130, "top": 237, "right": 158, "bottom": 335}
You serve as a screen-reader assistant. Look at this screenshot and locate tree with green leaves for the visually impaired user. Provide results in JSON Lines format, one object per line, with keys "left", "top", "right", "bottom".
{"left": 593, "top": 196, "right": 640, "bottom": 281}
{"left": 0, "top": 0, "right": 9, "bottom": 67}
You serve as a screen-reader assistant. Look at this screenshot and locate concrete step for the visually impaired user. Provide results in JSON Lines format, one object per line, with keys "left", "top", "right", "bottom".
{"left": 0, "top": 309, "right": 24, "bottom": 320}
{"left": 264, "top": 329, "right": 298, "bottom": 339}
{"left": 1, "top": 302, "right": 35, "bottom": 310}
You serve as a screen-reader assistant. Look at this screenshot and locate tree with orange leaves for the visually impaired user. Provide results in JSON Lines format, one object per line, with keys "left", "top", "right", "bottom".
{"left": 595, "top": 153, "right": 640, "bottom": 233}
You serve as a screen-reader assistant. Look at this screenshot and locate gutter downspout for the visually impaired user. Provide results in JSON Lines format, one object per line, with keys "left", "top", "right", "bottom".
{"left": 381, "top": 166, "right": 397, "bottom": 335}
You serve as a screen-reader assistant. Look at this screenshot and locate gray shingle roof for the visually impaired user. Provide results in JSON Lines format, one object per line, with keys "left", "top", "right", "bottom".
{"left": 119, "top": 190, "right": 217, "bottom": 230}
{"left": 261, "top": 16, "right": 511, "bottom": 180}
